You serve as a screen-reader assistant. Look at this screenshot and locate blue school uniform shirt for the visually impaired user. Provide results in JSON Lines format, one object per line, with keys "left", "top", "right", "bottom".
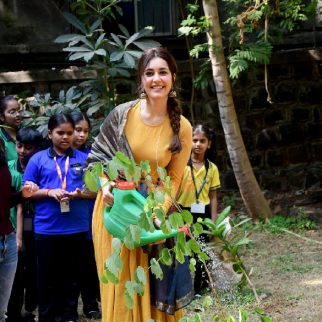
{"left": 23, "top": 147, "right": 89, "bottom": 235}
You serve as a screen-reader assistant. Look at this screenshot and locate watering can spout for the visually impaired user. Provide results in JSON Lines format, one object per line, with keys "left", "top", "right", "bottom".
{"left": 104, "top": 182, "right": 179, "bottom": 247}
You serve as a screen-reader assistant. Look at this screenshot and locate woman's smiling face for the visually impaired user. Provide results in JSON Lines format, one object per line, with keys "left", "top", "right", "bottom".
{"left": 141, "top": 57, "right": 174, "bottom": 100}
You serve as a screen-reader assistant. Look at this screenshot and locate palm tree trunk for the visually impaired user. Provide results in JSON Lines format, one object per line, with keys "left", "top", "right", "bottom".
{"left": 202, "top": 0, "right": 272, "bottom": 219}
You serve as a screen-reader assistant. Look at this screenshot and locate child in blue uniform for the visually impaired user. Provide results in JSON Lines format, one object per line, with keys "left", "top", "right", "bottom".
{"left": 70, "top": 111, "right": 101, "bottom": 320}
{"left": 177, "top": 124, "right": 221, "bottom": 296}
{"left": 6, "top": 128, "right": 42, "bottom": 322}
{"left": 23, "top": 113, "right": 95, "bottom": 322}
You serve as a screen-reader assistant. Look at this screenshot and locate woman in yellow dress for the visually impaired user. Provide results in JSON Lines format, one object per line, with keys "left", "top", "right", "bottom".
{"left": 86, "top": 47, "right": 193, "bottom": 322}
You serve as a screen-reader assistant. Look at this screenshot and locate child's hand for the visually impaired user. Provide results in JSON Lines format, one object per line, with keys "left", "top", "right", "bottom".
{"left": 22, "top": 181, "right": 39, "bottom": 198}
{"left": 47, "top": 189, "right": 68, "bottom": 202}
{"left": 67, "top": 188, "right": 82, "bottom": 199}
{"left": 16, "top": 237, "right": 23, "bottom": 252}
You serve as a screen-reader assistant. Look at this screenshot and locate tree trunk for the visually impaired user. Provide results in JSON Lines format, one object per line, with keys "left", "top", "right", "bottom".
{"left": 202, "top": 0, "right": 272, "bottom": 219}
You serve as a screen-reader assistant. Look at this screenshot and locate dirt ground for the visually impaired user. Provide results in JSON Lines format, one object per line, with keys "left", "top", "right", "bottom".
{"left": 77, "top": 192, "right": 322, "bottom": 322}
{"left": 239, "top": 229, "right": 322, "bottom": 321}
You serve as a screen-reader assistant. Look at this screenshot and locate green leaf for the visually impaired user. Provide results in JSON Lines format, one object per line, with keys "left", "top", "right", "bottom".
{"left": 194, "top": 314, "right": 202, "bottom": 322}
{"left": 202, "top": 295, "right": 213, "bottom": 307}
{"left": 154, "top": 208, "right": 165, "bottom": 222}
{"left": 115, "top": 151, "right": 132, "bottom": 165}
{"left": 123, "top": 52, "right": 136, "bottom": 68}
{"left": 63, "top": 12, "right": 87, "bottom": 34}
{"left": 135, "top": 266, "right": 147, "bottom": 285}
{"left": 119, "top": 24, "right": 130, "bottom": 38}
{"left": 100, "top": 273, "right": 109, "bottom": 284}
{"left": 54, "top": 34, "right": 83, "bottom": 43}
{"left": 169, "top": 212, "right": 184, "bottom": 229}
{"left": 160, "top": 248, "right": 173, "bottom": 266}
{"left": 106, "top": 159, "right": 119, "bottom": 181}
{"left": 110, "top": 50, "right": 124, "bottom": 62}
{"left": 129, "top": 225, "right": 141, "bottom": 243}
{"left": 234, "top": 237, "right": 251, "bottom": 247}
{"left": 160, "top": 220, "right": 172, "bottom": 235}
{"left": 125, "top": 281, "right": 135, "bottom": 309}
{"left": 181, "top": 210, "right": 193, "bottom": 225}
{"left": 150, "top": 258, "right": 163, "bottom": 280}
{"left": 94, "top": 49, "right": 107, "bottom": 56}
{"left": 189, "top": 258, "right": 196, "bottom": 272}
{"left": 112, "top": 238, "right": 122, "bottom": 253}
{"left": 125, "top": 31, "right": 141, "bottom": 48}
{"left": 188, "top": 239, "right": 201, "bottom": 254}
{"left": 89, "top": 19, "right": 102, "bottom": 33}
{"left": 214, "top": 206, "right": 231, "bottom": 226}
{"left": 95, "top": 32, "right": 106, "bottom": 48}
{"left": 192, "top": 223, "right": 203, "bottom": 237}
{"left": 133, "top": 282, "right": 145, "bottom": 296}
{"left": 198, "top": 252, "right": 209, "bottom": 262}
{"left": 104, "top": 258, "right": 119, "bottom": 284}
{"left": 138, "top": 212, "right": 155, "bottom": 233}
{"left": 84, "top": 169, "right": 99, "bottom": 192}
{"left": 110, "top": 33, "right": 124, "bottom": 47}
{"left": 239, "top": 309, "right": 248, "bottom": 322}
{"left": 174, "top": 245, "right": 185, "bottom": 264}
{"left": 63, "top": 46, "right": 92, "bottom": 52}
{"left": 140, "top": 160, "right": 151, "bottom": 174}
{"left": 154, "top": 188, "right": 165, "bottom": 204}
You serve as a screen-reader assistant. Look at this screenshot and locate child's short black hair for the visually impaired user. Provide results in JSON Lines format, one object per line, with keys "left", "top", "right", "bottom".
{"left": 16, "top": 127, "right": 42, "bottom": 147}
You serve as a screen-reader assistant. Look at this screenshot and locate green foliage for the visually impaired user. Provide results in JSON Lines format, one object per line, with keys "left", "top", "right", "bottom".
{"left": 229, "top": 41, "right": 272, "bottom": 79}
{"left": 179, "top": 0, "right": 318, "bottom": 81}
{"left": 255, "top": 214, "right": 316, "bottom": 234}
{"left": 222, "top": 192, "right": 237, "bottom": 210}
{"left": 25, "top": 0, "right": 160, "bottom": 137}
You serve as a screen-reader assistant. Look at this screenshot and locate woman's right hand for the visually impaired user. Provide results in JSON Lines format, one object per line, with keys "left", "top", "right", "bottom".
{"left": 102, "top": 183, "right": 114, "bottom": 206}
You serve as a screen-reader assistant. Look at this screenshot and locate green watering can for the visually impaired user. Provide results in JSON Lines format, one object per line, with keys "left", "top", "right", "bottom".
{"left": 104, "top": 181, "right": 179, "bottom": 248}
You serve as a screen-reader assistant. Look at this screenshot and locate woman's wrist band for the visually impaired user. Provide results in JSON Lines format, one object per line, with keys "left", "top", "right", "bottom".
{"left": 46, "top": 189, "right": 52, "bottom": 197}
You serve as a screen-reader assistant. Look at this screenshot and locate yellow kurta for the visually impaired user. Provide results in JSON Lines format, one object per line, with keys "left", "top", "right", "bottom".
{"left": 92, "top": 101, "right": 192, "bottom": 322}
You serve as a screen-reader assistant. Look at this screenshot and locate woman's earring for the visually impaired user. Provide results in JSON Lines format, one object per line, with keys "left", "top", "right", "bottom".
{"left": 140, "top": 91, "right": 147, "bottom": 99}
{"left": 168, "top": 89, "right": 177, "bottom": 98}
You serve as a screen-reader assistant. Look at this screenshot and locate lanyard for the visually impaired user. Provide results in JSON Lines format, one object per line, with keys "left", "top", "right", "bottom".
{"left": 189, "top": 161, "right": 209, "bottom": 203}
{"left": 54, "top": 155, "right": 70, "bottom": 190}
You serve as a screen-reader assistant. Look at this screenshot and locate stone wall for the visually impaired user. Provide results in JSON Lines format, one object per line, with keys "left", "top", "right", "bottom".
{"left": 177, "top": 49, "right": 322, "bottom": 192}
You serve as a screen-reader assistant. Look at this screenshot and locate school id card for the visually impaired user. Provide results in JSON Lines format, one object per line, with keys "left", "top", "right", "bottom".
{"left": 190, "top": 202, "right": 205, "bottom": 214}
{"left": 60, "top": 200, "right": 70, "bottom": 213}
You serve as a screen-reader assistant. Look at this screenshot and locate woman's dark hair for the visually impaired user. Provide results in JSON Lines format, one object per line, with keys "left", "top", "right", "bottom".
{"left": 0, "top": 137, "right": 7, "bottom": 166}
{"left": 69, "top": 111, "right": 91, "bottom": 128}
{"left": 48, "top": 113, "right": 75, "bottom": 132}
{"left": 16, "top": 128, "right": 43, "bottom": 147}
{"left": 193, "top": 124, "right": 217, "bottom": 162}
{"left": 0, "top": 95, "right": 17, "bottom": 121}
{"left": 137, "top": 47, "right": 182, "bottom": 153}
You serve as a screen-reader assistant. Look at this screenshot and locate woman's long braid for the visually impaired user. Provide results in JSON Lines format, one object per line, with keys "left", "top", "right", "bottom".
{"left": 168, "top": 96, "right": 182, "bottom": 153}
